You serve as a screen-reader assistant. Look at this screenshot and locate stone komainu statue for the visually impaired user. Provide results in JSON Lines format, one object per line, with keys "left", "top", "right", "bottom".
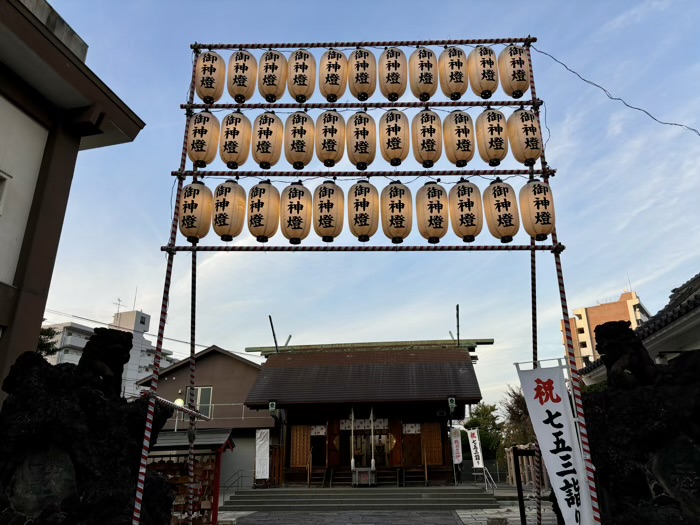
{"left": 595, "top": 320, "right": 656, "bottom": 389}
{"left": 77, "top": 327, "right": 132, "bottom": 398}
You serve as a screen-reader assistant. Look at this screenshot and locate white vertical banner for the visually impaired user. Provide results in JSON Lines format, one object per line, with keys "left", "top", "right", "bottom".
{"left": 517, "top": 363, "right": 594, "bottom": 525}
{"left": 467, "top": 428, "right": 484, "bottom": 468}
{"left": 450, "top": 428, "right": 463, "bottom": 464}
{"left": 255, "top": 429, "right": 270, "bottom": 479}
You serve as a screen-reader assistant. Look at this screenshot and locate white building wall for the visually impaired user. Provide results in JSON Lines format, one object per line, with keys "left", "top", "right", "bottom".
{"left": 0, "top": 95, "right": 49, "bottom": 285}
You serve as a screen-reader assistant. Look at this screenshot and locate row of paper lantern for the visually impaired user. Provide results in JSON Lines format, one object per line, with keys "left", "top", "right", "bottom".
{"left": 188, "top": 107, "right": 542, "bottom": 170}
{"left": 195, "top": 45, "right": 530, "bottom": 104}
{"left": 179, "top": 177, "right": 555, "bottom": 245}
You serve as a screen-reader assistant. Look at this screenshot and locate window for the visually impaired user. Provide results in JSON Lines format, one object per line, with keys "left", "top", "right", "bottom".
{"left": 577, "top": 327, "right": 585, "bottom": 334}
{"left": 580, "top": 341, "right": 587, "bottom": 349}
{"left": 184, "top": 386, "right": 213, "bottom": 418}
{"left": 140, "top": 316, "right": 146, "bottom": 325}
{"left": 0, "top": 169, "right": 11, "bottom": 217}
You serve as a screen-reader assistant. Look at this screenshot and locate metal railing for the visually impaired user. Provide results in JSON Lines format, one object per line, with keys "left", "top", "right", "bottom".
{"left": 168, "top": 403, "right": 271, "bottom": 422}
{"left": 222, "top": 469, "right": 256, "bottom": 502}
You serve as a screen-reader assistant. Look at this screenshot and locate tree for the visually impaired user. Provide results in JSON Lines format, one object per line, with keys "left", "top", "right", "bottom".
{"left": 462, "top": 402, "right": 503, "bottom": 460}
{"left": 36, "top": 321, "right": 61, "bottom": 357}
{"left": 500, "top": 384, "right": 536, "bottom": 447}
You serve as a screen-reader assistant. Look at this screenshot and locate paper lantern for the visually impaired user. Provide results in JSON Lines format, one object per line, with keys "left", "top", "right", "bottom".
{"left": 443, "top": 110, "right": 475, "bottom": 167}
{"left": 381, "top": 181, "right": 412, "bottom": 244}
{"left": 252, "top": 112, "right": 283, "bottom": 169}
{"left": 476, "top": 108, "right": 508, "bottom": 166}
{"left": 467, "top": 46, "right": 499, "bottom": 99}
{"left": 195, "top": 51, "right": 225, "bottom": 104}
{"left": 346, "top": 111, "right": 376, "bottom": 171}
{"left": 378, "top": 47, "right": 407, "bottom": 102}
{"left": 313, "top": 180, "right": 344, "bottom": 242}
{"left": 409, "top": 47, "right": 438, "bottom": 102}
{"left": 449, "top": 178, "right": 483, "bottom": 242}
{"left": 315, "top": 110, "right": 345, "bottom": 167}
{"left": 258, "top": 50, "right": 287, "bottom": 102}
{"left": 348, "top": 180, "right": 379, "bottom": 242}
{"left": 284, "top": 111, "right": 314, "bottom": 170}
{"left": 483, "top": 178, "right": 519, "bottom": 243}
{"left": 412, "top": 109, "right": 442, "bottom": 168}
{"left": 379, "top": 109, "right": 409, "bottom": 166}
{"left": 287, "top": 49, "right": 316, "bottom": 103}
{"left": 213, "top": 179, "right": 246, "bottom": 241}
{"left": 416, "top": 181, "right": 448, "bottom": 244}
{"left": 319, "top": 49, "right": 347, "bottom": 102}
{"left": 348, "top": 48, "right": 377, "bottom": 101}
{"left": 438, "top": 46, "right": 468, "bottom": 100}
{"left": 519, "top": 179, "right": 555, "bottom": 241}
{"left": 220, "top": 112, "right": 251, "bottom": 169}
{"left": 187, "top": 111, "right": 220, "bottom": 168}
{"left": 498, "top": 45, "right": 529, "bottom": 99}
{"left": 247, "top": 180, "right": 280, "bottom": 243}
{"left": 179, "top": 181, "right": 214, "bottom": 243}
{"left": 507, "top": 109, "right": 542, "bottom": 166}
{"left": 280, "top": 181, "right": 312, "bottom": 245}
{"left": 227, "top": 50, "right": 257, "bottom": 103}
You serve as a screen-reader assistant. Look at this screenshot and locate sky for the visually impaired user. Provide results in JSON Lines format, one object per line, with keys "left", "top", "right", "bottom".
{"left": 42, "top": 0, "right": 700, "bottom": 408}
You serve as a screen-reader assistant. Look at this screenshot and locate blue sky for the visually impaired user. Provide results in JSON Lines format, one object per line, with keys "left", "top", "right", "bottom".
{"left": 43, "top": 0, "right": 700, "bottom": 406}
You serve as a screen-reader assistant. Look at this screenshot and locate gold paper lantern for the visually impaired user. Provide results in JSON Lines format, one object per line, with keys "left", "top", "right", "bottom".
{"left": 315, "top": 110, "right": 345, "bottom": 167}
{"left": 258, "top": 50, "right": 288, "bottom": 102}
{"left": 220, "top": 111, "right": 251, "bottom": 169}
{"left": 195, "top": 51, "right": 225, "bottom": 104}
{"left": 381, "top": 181, "right": 412, "bottom": 244}
{"left": 313, "top": 180, "right": 345, "bottom": 242}
{"left": 449, "top": 178, "right": 483, "bottom": 242}
{"left": 409, "top": 47, "right": 438, "bottom": 102}
{"left": 319, "top": 49, "right": 348, "bottom": 102}
{"left": 346, "top": 111, "right": 376, "bottom": 171}
{"left": 287, "top": 49, "right": 316, "bottom": 103}
{"left": 467, "top": 46, "right": 499, "bottom": 99}
{"left": 348, "top": 180, "right": 379, "bottom": 242}
{"left": 498, "top": 45, "right": 529, "bottom": 99}
{"left": 188, "top": 111, "right": 220, "bottom": 168}
{"left": 179, "top": 181, "right": 214, "bottom": 243}
{"left": 412, "top": 109, "right": 442, "bottom": 168}
{"left": 438, "top": 46, "right": 468, "bottom": 100}
{"left": 213, "top": 179, "right": 246, "bottom": 241}
{"left": 483, "top": 178, "right": 519, "bottom": 243}
{"left": 416, "top": 181, "right": 448, "bottom": 244}
{"left": 378, "top": 47, "right": 407, "bottom": 102}
{"left": 227, "top": 50, "right": 257, "bottom": 103}
{"left": 519, "top": 179, "right": 555, "bottom": 241}
{"left": 507, "top": 109, "right": 542, "bottom": 166}
{"left": 379, "top": 109, "right": 410, "bottom": 166}
{"left": 443, "top": 110, "right": 475, "bottom": 167}
{"left": 284, "top": 111, "right": 314, "bottom": 170}
{"left": 348, "top": 48, "right": 377, "bottom": 101}
{"left": 247, "top": 180, "right": 280, "bottom": 243}
{"left": 252, "top": 112, "right": 283, "bottom": 169}
{"left": 476, "top": 108, "right": 508, "bottom": 167}
{"left": 280, "top": 181, "right": 312, "bottom": 245}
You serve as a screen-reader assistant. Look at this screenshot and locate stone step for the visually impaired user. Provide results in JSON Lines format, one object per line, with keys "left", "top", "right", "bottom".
{"left": 221, "top": 501, "right": 500, "bottom": 511}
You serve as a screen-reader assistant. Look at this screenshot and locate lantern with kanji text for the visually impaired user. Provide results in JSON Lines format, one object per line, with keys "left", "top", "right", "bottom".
{"left": 438, "top": 46, "right": 468, "bottom": 100}
{"left": 213, "top": 180, "right": 246, "bottom": 241}
{"left": 220, "top": 111, "right": 251, "bottom": 169}
{"left": 483, "top": 178, "right": 519, "bottom": 243}
{"left": 412, "top": 109, "right": 442, "bottom": 168}
{"left": 449, "top": 178, "right": 483, "bottom": 242}
{"left": 443, "top": 110, "right": 475, "bottom": 167}
{"left": 409, "top": 47, "right": 438, "bottom": 102}
{"left": 378, "top": 47, "right": 407, "bottom": 102}
{"left": 280, "top": 181, "right": 312, "bottom": 245}
{"left": 416, "top": 181, "right": 448, "bottom": 244}
{"left": 476, "top": 108, "right": 508, "bottom": 167}
{"left": 319, "top": 49, "right": 347, "bottom": 102}
{"left": 507, "top": 109, "right": 542, "bottom": 166}
{"left": 498, "top": 45, "right": 529, "bottom": 99}
{"left": 252, "top": 112, "right": 283, "bottom": 169}
{"left": 348, "top": 48, "right": 377, "bottom": 101}
{"left": 346, "top": 111, "right": 376, "bottom": 171}
{"left": 379, "top": 109, "right": 409, "bottom": 166}
{"left": 519, "top": 179, "right": 555, "bottom": 241}
{"left": 258, "top": 50, "right": 287, "bottom": 102}
{"left": 187, "top": 111, "right": 220, "bottom": 168}
{"left": 284, "top": 111, "right": 314, "bottom": 170}
{"left": 315, "top": 110, "right": 345, "bottom": 167}
{"left": 247, "top": 180, "right": 280, "bottom": 242}
{"left": 227, "top": 50, "right": 257, "bottom": 103}
{"left": 381, "top": 181, "right": 412, "bottom": 244}
{"left": 314, "top": 180, "right": 344, "bottom": 242}
{"left": 195, "top": 51, "right": 225, "bottom": 104}
{"left": 179, "top": 181, "right": 214, "bottom": 243}
{"left": 348, "top": 180, "right": 379, "bottom": 242}
{"left": 287, "top": 49, "right": 316, "bottom": 103}
{"left": 467, "top": 46, "right": 499, "bottom": 99}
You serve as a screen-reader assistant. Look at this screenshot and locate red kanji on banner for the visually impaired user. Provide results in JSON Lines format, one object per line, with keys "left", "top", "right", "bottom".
{"left": 534, "top": 378, "right": 562, "bottom": 405}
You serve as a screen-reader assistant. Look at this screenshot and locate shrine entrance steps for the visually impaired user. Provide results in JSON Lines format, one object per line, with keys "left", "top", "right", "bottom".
{"left": 221, "top": 486, "right": 499, "bottom": 512}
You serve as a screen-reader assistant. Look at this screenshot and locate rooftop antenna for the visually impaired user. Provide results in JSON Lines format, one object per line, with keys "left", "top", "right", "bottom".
{"left": 448, "top": 331, "right": 455, "bottom": 341}
{"left": 114, "top": 298, "right": 124, "bottom": 319}
{"left": 268, "top": 315, "right": 280, "bottom": 353}
{"left": 456, "top": 304, "right": 460, "bottom": 347}
{"left": 132, "top": 287, "right": 138, "bottom": 311}
{"left": 284, "top": 335, "right": 292, "bottom": 346}
{"left": 626, "top": 273, "right": 633, "bottom": 293}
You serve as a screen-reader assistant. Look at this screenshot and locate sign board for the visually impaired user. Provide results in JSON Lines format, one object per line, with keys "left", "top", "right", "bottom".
{"left": 450, "top": 427, "right": 463, "bottom": 464}
{"left": 467, "top": 427, "right": 484, "bottom": 468}
{"left": 255, "top": 429, "right": 270, "bottom": 479}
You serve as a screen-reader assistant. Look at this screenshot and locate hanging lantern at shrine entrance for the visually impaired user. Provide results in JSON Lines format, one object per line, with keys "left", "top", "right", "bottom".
{"left": 507, "top": 109, "right": 542, "bottom": 166}
{"left": 314, "top": 180, "right": 345, "bottom": 242}
{"left": 381, "top": 181, "right": 412, "bottom": 244}
{"left": 280, "top": 181, "right": 312, "bottom": 245}
{"left": 258, "top": 50, "right": 287, "bottom": 102}
{"left": 213, "top": 179, "right": 246, "bottom": 241}
{"left": 519, "top": 179, "right": 555, "bottom": 241}
{"left": 195, "top": 51, "right": 225, "bottom": 104}
{"left": 348, "top": 48, "right": 377, "bottom": 101}
{"left": 287, "top": 49, "right": 316, "bottom": 103}
{"left": 409, "top": 47, "right": 438, "bottom": 102}
{"left": 412, "top": 109, "right": 442, "bottom": 168}
{"left": 439, "top": 46, "right": 468, "bottom": 100}
{"left": 188, "top": 111, "right": 220, "bottom": 168}
{"left": 348, "top": 179, "right": 379, "bottom": 242}
{"left": 443, "top": 110, "right": 475, "bottom": 167}
{"left": 483, "top": 178, "right": 519, "bottom": 243}
{"left": 179, "top": 181, "right": 214, "bottom": 243}
{"left": 319, "top": 49, "right": 348, "bottom": 102}
{"left": 228, "top": 50, "right": 257, "bottom": 103}
{"left": 467, "top": 46, "right": 499, "bottom": 99}
{"left": 379, "top": 109, "right": 409, "bottom": 166}
{"left": 347, "top": 111, "right": 376, "bottom": 171}
{"left": 252, "top": 112, "right": 283, "bottom": 169}
{"left": 476, "top": 108, "right": 508, "bottom": 167}
{"left": 416, "top": 181, "right": 448, "bottom": 244}
{"left": 498, "top": 45, "right": 530, "bottom": 99}
{"left": 315, "top": 110, "right": 345, "bottom": 167}
{"left": 449, "top": 178, "right": 483, "bottom": 242}
{"left": 220, "top": 111, "right": 251, "bottom": 169}
{"left": 378, "top": 47, "right": 407, "bottom": 102}
{"left": 284, "top": 111, "right": 314, "bottom": 170}
{"left": 248, "top": 180, "right": 280, "bottom": 243}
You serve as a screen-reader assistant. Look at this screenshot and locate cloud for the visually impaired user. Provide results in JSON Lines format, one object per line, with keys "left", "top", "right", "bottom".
{"left": 601, "top": 0, "right": 670, "bottom": 33}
